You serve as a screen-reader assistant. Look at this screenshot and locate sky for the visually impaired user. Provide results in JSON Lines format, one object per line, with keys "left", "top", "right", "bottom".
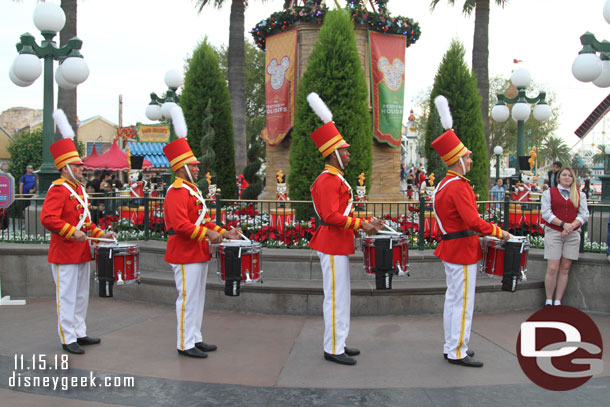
{"left": 1, "top": 0, "right": 610, "bottom": 151}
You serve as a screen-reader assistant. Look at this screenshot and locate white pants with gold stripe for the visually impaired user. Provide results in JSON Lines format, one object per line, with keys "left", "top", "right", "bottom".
{"left": 442, "top": 261, "right": 477, "bottom": 360}
{"left": 170, "top": 262, "right": 208, "bottom": 351}
{"left": 317, "top": 252, "right": 351, "bottom": 355}
{"left": 50, "top": 262, "right": 90, "bottom": 345}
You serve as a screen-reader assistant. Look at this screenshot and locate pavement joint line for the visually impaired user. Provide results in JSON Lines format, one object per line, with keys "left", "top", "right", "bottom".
{"left": 273, "top": 316, "right": 308, "bottom": 387}
{"left": 471, "top": 329, "right": 518, "bottom": 358}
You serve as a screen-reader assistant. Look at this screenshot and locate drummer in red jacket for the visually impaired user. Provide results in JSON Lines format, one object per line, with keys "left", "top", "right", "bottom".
{"left": 431, "top": 96, "right": 510, "bottom": 367}
{"left": 307, "top": 93, "right": 383, "bottom": 366}
{"left": 163, "top": 106, "right": 241, "bottom": 358}
{"left": 41, "top": 110, "right": 116, "bottom": 355}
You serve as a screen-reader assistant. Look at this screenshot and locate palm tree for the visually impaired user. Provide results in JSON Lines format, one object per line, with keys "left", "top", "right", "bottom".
{"left": 539, "top": 136, "right": 571, "bottom": 168}
{"left": 592, "top": 144, "right": 607, "bottom": 165}
{"left": 195, "top": 0, "right": 246, "bottom": 177}
{"left": 430, "top": 0, "right": 507, "bottom": 148}
{"left": 58, "top": 0, "right": 78, "bottom": 138}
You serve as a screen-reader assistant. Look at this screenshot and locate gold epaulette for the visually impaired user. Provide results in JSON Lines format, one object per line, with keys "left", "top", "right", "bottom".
{"left": 52, "top": 178, "right": 64, "bottom": 186}
{"left": 171, "top": 178, "right": 184, "bottom": 188}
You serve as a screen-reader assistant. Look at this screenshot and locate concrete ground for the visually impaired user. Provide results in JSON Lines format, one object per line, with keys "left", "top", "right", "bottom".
{"left": 1, "top": 297, "right": 609, "bottom": 406}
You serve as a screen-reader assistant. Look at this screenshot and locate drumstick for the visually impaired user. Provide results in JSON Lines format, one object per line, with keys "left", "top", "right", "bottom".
{"left": 377, "top": 230, "right": 401, "bottom": 235}
{"left": 87, "top": 237, "right": 118, "bottom": 243}
{"left": 230, "top": 226, "right": 251, "bottom": 243}
{"left": 371, "top": 217, "right": 400, "bottom": 235}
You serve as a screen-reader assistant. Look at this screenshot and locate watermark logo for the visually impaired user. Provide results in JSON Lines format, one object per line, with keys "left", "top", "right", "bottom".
{"left": 516, "top": 305, "right": 603, "bottom": 391}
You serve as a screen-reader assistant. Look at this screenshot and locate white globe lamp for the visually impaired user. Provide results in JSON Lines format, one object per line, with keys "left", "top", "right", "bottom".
{"left": 146, "top": 104, "right": 163, "bottom": 121}
{"left": 491, "top": 104, "right": 510, "bottom": 122}
{"left": 511, "top": 102, "right": 531, "bottom": 122}
{"left": 33, "top": 2, "right": 66, "bottom": 33}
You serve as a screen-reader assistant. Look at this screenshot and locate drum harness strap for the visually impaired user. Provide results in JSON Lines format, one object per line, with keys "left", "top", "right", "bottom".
{"left": 311, "top": 170, "right": 353, "bottom": 226}
{"left": 432, "top": 176, "right": 477, "bottom": 241}
{"left": 49, "top": 181, "right": 91, "bottom": 232}
{"left": 165, "top": 182, "right": 208, "bottom": 236}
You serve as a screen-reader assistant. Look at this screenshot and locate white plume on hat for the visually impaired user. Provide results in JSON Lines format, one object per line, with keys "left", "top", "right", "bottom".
{"left": 307, "top": 92, "right": 333, "bottom": 124}
{"left": 170, "top": 105, "right": 188, "bottom": 138}
{"left": 52, "top": 109, "right": 75, "bottom": 139}
{"left": 434, "top": 95, "right": 453, "bottom": 130}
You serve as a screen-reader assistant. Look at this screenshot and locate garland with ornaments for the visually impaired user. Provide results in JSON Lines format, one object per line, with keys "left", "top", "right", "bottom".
{"left": 251, "top": 0, "right": 421, "bottom": 50}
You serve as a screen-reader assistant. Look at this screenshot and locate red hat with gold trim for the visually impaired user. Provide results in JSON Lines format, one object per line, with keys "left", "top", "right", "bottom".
{"left": 51, "top": 109, "right": 83, "bottom": 170}
{"left": 162, "top": 106, "right": 200, "bottom": 172}
{"left": 431, "top": 96, "right": 471, "bottom": 166}
{"left": 307, "top": 93, "right": 349, "bottom": 157}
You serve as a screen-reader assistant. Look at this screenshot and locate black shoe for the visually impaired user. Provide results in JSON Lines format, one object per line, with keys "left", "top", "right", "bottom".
{"left": 447, "top": 355, "right": 484, "bottom": 367}
{"left": 324, "top": 352, "right": 357, "bottom": 365}
{"left": 444, "top": 350, "right": 474, "bottom": 359}
{"left": 62, "top": 342, "right": 85, "bottom": 354}
{"left": 177, "top": 347, "right": 208, "bottom": 358}
{"left": 77, "top": 336, "right": 101, "bottom": 346}
{"left": 344, "top": 346, "right": 360, "bottom": 356}
{"left": 195, "top": 342, "right": 217, "bottom": 352}
{"left": 544, "top": 304, "right": 552, "bottom": 307}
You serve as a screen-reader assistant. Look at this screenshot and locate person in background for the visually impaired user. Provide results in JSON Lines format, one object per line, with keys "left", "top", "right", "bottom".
{"left": 19, "top": 165, "right": 37, "bottom": 214}
{"left": 547, "top": 161, "right": 562, "bottom": 188}
{"left": 541, "top": 167, "right": 589, "bottom": 307}
{"left": 582, "top": 178, "right": 590, "bottom": 199}
{"left": 86, "top": 182, "right": 103, "bottom": 224}
{"left": 490, "top": 178, "right": 505, "bottom": 210}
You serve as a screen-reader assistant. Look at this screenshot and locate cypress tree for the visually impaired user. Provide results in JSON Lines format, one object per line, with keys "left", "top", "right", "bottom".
{"left": 424, "top": 40, "right": 489, "bottom": 199}
{"left": 289, "top": 9, "right": 372, "bottom": 219}
{"left": 241, "top": 132, "right": 264, "bottom": 199}
{"left": 181, "top": 39, "right": 237, "bottom": 198}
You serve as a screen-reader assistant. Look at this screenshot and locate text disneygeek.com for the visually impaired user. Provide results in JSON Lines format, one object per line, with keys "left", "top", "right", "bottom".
{"left": 9, "top": 371, "right": 135, "bottom": 391}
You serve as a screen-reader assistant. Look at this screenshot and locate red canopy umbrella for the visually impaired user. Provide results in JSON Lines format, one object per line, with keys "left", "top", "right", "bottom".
{"left": 83, "top": 140, "right": 152, "bottom": 170}
{"left": 82, "top": 144, "right": 105, "bottom": 170}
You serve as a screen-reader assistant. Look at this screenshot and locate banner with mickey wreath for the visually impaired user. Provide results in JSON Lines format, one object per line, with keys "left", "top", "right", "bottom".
{"left": 369, "top": 30, "right": 406, "bottom": 147}
{"left": 261, "top": 29, "right": 298, "bottom": 146}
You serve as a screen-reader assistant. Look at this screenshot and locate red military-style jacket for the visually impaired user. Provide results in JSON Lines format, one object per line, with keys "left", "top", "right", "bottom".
{"left": 40, "top": 177, "right": 104, "bottom": 264}
{"left": 164, "top": 177, "right": 226, "bottom": 264}
{"left": 433, "top": 171, "right": 503, "bottom": 265}
{"left": 309, "top": 165, "right": 368, "bottom": 255}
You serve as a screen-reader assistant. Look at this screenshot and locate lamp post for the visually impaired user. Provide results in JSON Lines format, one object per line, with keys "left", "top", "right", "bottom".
{"left": 493, "top": 145, "right": 503, "bottom": 180}
{"left": 491, "top": 67, "right": 551, "bottom": 177}
{"left": 571, "top": 0, "right": 610, "bottom": 87}
{"left": 145, "top": 69, "right": 184, "bottom": 188}
{"left": 9, "top": 2, "right": 89, "bottom": 195}
{"left": 599, "top": 145, "right": 610, "bottom": 203}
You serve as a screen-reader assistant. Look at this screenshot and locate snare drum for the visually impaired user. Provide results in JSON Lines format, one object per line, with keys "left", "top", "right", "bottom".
{"left": 360, "top": 234, "right": 409, "bottom": 289}
{"left": 95, "top": 243, "right": 140, "bottom": 297}
{"left": 213, "top": 240, "right": 263, "bottom": 296}
{"left": 481, "top": 237, "right": 529, "bottom": 291}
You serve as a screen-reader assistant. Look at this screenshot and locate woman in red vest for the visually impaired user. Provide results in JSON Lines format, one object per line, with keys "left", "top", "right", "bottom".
{"left": 541, "top": 167, "right": 589, "bottom": 307}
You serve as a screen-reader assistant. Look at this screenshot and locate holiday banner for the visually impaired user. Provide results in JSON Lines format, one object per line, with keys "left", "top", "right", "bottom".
{"left": 369, "top": 31, "right": 406, "bottom": 148}
{"left": 261, "top": 29, "right": 297, "bottom": 146}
